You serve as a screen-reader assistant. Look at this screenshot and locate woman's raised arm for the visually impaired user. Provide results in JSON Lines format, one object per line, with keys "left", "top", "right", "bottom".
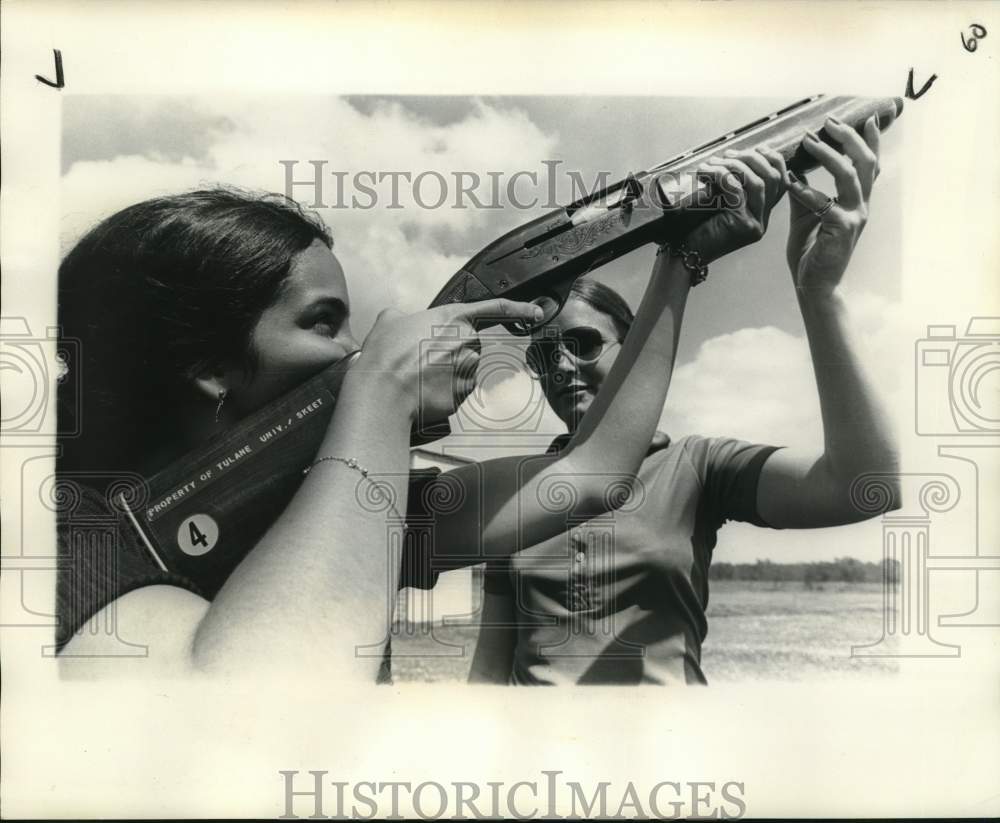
{"left": 755, "top": 116, "right": 901, "bottom": 528}
{"left": 428, "top": 148, "right": 790, "bottom": 561}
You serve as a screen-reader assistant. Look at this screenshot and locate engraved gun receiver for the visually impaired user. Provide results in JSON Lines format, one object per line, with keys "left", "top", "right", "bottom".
{"left": 428, "top": 95, "right": 903, "bottom": 333}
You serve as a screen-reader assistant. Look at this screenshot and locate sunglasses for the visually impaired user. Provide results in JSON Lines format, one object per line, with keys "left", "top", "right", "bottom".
{"left": 525, "top": 326, "right": 621, "bottom": 376}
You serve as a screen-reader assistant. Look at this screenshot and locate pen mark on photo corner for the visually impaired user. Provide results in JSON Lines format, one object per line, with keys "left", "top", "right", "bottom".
{"left": 905, "top": 68, "right": 938, "bottom": 101}
{"left": 961, "top": 24, "right": 988, "bottom": 53}
{"left": 34, "top": 49, "right": 65, "bottom": 90}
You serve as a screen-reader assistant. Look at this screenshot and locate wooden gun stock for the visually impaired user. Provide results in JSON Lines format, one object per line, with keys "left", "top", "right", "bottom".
{"left": 119, "top": 353, "right": 446, "bottom": 594}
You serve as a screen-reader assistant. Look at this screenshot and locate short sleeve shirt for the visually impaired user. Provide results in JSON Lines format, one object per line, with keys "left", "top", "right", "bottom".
{"left": 484, "top": 434, "right": 779, "bottom": 685}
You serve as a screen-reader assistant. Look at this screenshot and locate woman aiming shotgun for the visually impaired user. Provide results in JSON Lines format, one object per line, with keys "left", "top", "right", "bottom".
{"left": 55, "top": 121, "right": 811, "bottom": 681}
{"left": 469, "top": 116, "right": 900, "bottom": 685}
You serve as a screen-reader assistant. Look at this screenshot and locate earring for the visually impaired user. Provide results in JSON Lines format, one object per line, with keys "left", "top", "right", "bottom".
{"left": 214, "top": 389, "right": 228, "bottom": 423}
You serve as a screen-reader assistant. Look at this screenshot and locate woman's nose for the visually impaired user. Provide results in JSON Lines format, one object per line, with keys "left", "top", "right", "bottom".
{"left": 342, "top": 332, "right": 362, "bottom": 354}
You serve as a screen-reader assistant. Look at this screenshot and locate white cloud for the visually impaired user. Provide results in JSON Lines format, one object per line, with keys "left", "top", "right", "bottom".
{"left": 661, "top": 290, "right": 907, "bottom": 452}
{"left": 657, "top": 290, "right": 907, "bottom": 563}
{"left": 661, "top": 325, "right": 820, "bottom": 447}
{"left": 60, "top": 155, "right": 208, "bottom": 250}
{"left": 60, "top": 96, "right": 558, "bottom": 335}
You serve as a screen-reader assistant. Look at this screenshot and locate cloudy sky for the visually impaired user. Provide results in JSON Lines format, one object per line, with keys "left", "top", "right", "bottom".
{"left": 61, "top": 95, "right": 905, "bottom": 561}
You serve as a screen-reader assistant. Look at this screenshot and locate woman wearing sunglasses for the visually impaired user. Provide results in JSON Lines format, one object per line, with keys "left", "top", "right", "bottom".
{"left": 470, "top": 117, "right": 900, "bottom": 685}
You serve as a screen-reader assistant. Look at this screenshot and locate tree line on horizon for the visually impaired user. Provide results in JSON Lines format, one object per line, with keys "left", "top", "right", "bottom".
{"left": 709, "top": 556, "right": 899, "bottom": 585}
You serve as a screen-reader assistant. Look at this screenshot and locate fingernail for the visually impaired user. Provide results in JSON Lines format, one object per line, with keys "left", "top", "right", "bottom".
{"left": 708, "top": 155, "right": 722, "bottom": 164}
{"left": 805, "top": 130, "right": 820, "bottom": 142}
{"left": 723, "top": 148, "right": 738, "bottom": 157}
{"left": 533, "top": 306, "right": 545, "bottom": 321}
{"left": 788, "top": 170, "right": 805, "bottom": 185}
{"left": 827, "top": 115, "right": 843, "bottom": 126}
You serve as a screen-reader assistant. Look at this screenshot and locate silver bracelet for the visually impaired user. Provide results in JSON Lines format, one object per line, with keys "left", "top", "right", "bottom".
{"left": 657, "top": 242, "right": 709, "bottom": 287}
{"left": 302, "top": 455, "right": 407, "bottom": 522}
{"left": 302, "top": 455, "right": 369, "bottom": 477}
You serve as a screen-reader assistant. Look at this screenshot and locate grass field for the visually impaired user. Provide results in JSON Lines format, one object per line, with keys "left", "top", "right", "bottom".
{"left": 390, "top": 580, "right": 898, "bottom": 683}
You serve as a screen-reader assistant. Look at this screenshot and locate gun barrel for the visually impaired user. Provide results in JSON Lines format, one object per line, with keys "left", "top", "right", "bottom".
{"left": 650, "top": 95, "right": 902, "bottom": 209}
{"left": 429, "top": 95, "right": 903, "bottom": 326}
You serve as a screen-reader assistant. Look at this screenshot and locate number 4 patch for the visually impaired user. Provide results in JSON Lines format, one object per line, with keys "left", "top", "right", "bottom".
{"left": 177, "top": 513, "right": 220, "bottom": 556}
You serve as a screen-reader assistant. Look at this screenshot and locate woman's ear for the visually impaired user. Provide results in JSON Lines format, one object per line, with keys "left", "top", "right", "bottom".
{"left": 194, "top": 375, "right": 227, "bottom": 403}
{"left": 192, "top": 367, "right": 237, "bottom": 425}
{"left": 192, "top": 373, "right": 228, "bottom": 403}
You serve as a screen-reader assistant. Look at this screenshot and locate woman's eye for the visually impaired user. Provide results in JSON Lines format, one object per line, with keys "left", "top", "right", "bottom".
{"left": 311, "top": 318, "right": 339, "bottom": 336}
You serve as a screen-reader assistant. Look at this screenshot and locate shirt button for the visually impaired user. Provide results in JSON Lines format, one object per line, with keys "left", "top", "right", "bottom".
{"left": 575, "top": 551, "right": 585, "bottom": 563}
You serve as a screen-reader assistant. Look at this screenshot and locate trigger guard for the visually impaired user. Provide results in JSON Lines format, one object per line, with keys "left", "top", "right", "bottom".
{"left": 508, "top": 293, "right": 564, "bottom": 336}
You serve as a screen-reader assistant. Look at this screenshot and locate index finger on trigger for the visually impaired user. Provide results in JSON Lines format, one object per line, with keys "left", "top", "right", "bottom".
{"left": 457, "top": 298, "right": 545, "bottom": 331}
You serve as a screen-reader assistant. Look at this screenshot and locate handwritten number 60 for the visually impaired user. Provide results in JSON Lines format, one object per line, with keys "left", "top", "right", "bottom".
{"left": 962, "top": 23, "right": 987, "bottom": 52}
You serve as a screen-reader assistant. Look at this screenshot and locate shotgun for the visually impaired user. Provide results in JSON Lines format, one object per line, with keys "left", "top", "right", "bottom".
{"left": 430, "top": 95, "right": 902, "bottom": 328}
{"left": 118, "top": 95, "right": 902, "bottom": 591}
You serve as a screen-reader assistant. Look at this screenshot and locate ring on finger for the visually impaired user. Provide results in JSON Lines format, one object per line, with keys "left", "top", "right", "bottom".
{"left": 813, "top": 196, "right": 837, "bottom": 218}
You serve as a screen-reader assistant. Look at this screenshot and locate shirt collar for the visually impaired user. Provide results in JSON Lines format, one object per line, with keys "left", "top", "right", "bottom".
{"left": 546, "top": 430, "right": 672, "bottom": 456}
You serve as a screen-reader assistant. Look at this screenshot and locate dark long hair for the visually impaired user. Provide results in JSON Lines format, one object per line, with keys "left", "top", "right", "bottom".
{"left": 57, "top": 188, "right": 332, "bottom": 477}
